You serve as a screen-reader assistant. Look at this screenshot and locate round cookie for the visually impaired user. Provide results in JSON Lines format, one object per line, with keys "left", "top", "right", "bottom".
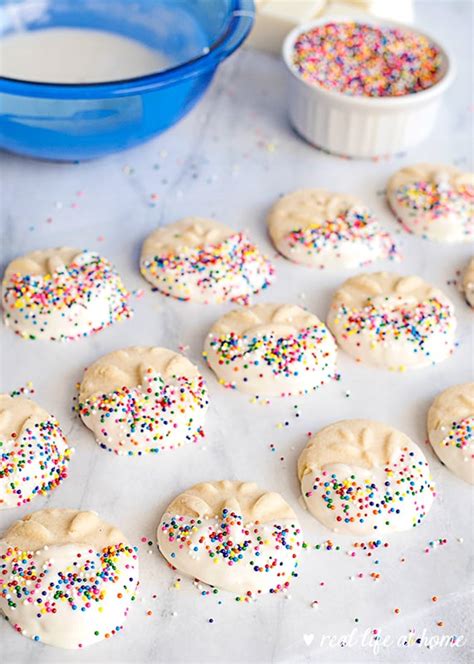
{"left": 203, "top": 303, "right": 337, "bottom": 396}
{"left": 0, "top": 394, "right": 72, "bottom": 509}
{"left": 327, "top": 272, "right": 457, "bottom": 370}
{"left": 157, "top": 480, "right": 302, "bottom": 595}
{"left": 0, "top": 509, "right": 138, "bottom": 649}
{"left": 462, "top": 258, "right": 474, "bottom": 309}
{"left": 427, "top": 383, "right": 474, "bottom": 484}
{"left": 387, "top": 164, "right": 474, "bottom": 243}
{"left": 267, "top": 189, "right": 398, "bottom": 269}
{"left": 78, "top": 346, "right": 209, "bottom": 455}
{"left": 298, "top": 419, "right": 436, "bottom": 535}
{"left": 140, "top": 217, "right": 275, "bottom": 304}
{"left": 2, "top": 247, "right": 132, "bottom": 341}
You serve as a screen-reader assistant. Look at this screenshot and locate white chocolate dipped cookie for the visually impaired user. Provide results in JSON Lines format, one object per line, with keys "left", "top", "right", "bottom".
{"left": 157, "top": 480, "right": 302, "bottom": 596}
{"left": 327, "top": 272, "right": 457, "bottom": 370}
{"left": 387, "top": 164, "right": 474, "bottom": 243}
{"left": 203, "top": 303, "right": 337, "bottom": 396}
{"left": 0, "top": 395, "right": 72, "bottom": 509}
{"left": 427, "top": 383, "right": 474, "bottom": 484}
{"left": 140, "top": 217, "right": 275, "bottom": 304}
{"left": 0, "top": 509, "right": 138, "bottom": 649}
{"left": 78, "top": 346, "right": 209, "bottom": 455}
{"left": 2, "top": 247, "right": 132, "bottom": 341}
{"left": 267, "top": 189, "right": 398, "bottom": 268}
{"left": 298, "top": 419, "right": 436, "bottom": 535}
{"left": 462, "top": 258, "right": 474, "bottom": 309}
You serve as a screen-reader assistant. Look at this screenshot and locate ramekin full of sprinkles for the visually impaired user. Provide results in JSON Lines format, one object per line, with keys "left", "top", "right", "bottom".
{"left": 282, "top": 18, "right": 455, "bottom": 158}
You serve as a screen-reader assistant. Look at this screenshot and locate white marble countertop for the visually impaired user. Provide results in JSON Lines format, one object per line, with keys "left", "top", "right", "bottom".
{"left": 1, "top": 2, "right": 473, "bottom": 662}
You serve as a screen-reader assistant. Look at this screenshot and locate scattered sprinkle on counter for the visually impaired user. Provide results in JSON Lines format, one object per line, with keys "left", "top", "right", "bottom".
{"left": 9, "top": 381, "right": 35, "bottom": 398}
{"left": 424, "top": 537, "right": 448, "bottom": 553}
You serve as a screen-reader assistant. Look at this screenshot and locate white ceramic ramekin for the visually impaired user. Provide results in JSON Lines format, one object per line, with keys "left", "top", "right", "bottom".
{"left": 282, "top": 17, "right": 456, "bottom": 158}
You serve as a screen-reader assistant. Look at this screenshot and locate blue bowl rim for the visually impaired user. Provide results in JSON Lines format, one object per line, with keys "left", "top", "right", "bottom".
{"left": 0, "top": 0, "right": 254, "bottom": 98}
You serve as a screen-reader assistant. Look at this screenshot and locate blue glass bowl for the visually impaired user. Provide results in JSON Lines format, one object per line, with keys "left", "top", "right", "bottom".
{"left": 0, "top": 0, "right": 254, "bottom": 161}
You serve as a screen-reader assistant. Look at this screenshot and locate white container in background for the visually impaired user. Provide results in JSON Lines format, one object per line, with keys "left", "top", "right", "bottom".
{"left": 282, "top": 18, "right": 456, "bottom": 159}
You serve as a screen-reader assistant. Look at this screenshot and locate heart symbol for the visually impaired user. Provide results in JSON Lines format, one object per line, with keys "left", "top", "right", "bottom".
{"left": 303, "top": 634, "right": 314, "bottom": 646}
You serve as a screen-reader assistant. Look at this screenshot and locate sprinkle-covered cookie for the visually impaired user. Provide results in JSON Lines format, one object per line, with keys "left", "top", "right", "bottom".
{"left": 140, "top": 217, "right": 274, "bottom": 304}
{"left": 387, "top": 164, "right": 474, "bottom": 243}
{"left": 157, "top": 480, "right": 302, "bottom": 596}
{"left": 0, "top": 394, "right": 72, "bottom": 509}
{"left": 327, "top": 272, "right": 457, "bottom": 370}
{"left": 78, "top": 346, "right": 209, "bottom": 455}
{"left": 203, "top": 303, "right": 337, "bottom": 396}
{"left": 2, "top": 247, "right": 132, "bottom": 341}
{"left": 427, "top": 383, "right": 474, "bottom": 484}
{"left": 0, "top": 509, "right": 138, "bottom": 649}
{"left": 298, "top": 419, "right": 436, "bottom": 535}
{"left": 267, "top": 188, "right": 398, "bottom": 268}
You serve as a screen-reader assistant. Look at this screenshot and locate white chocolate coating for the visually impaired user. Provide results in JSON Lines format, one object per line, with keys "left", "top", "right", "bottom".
{"left": 78, "top": 346, "right": 209, "bottom": 455}
{"left": 0, "top": 509, "right": 139, "bottom": 649}
{"left": 462, "top": 258, "right": 474, "bottom": 309}
{"left": 267, "top": 189, "right": 398, "bottom": 268}
{"left": 427, "top": 383, "right": 474, "bottom": 484}
{"left": 2, "top": 247, "right": 132, "bottom": 341}
{"left": 0, "top": 394, "right": 71, "bottom": 509}
{"left": 387, "top": 164, "right": 474, "bottom": 243}
{"left": 157, "top": 480, "right": 302, "bottom": 595}
{"left": 298, "top": 419, "right": 436, "bottom": 535}
{"left": 140, "top": 217, "right": 275, "bottom": 304}
{"left": 327, "top": 272, "right": 457, "bottom": 370}
{"left": 0, "top": 28, "right": 168, "bottom": 84}
{"left": 203, "top": 303, "right": 337, "bottom": 396}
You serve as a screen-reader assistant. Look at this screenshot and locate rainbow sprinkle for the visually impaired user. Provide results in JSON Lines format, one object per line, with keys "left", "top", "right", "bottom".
{"left": 159, "top": 508, "right": 301, "bottom": 595}
{"left": 78, "top": 368, "right": 208, "bottom": 455}
{"left": 392, "top": 181, "right": 474, "bottom": 237}
{"left": 0, "top": 419, "right": 72, "bottom": 508}
{"left": 204, "top": 326, "right": 336, "bottom": 393}
{"left": 304, "top": 449, "right": 436, "bottom": 530}
{"left": 333, "top": 297, "right": 454, "bottom": 358}
{"left": 2, "top": 253, "right": 132, "bottom": 341}
{"left": 292, "top": 22, "right": 442, "bottom": 97}
{"left": 440, "top": 417, "right": 473, "bottom": 452}
{"left": 141, "top": 233, "right": 274, "bottom": 304}
{"left": 285, "top": 207, "right": 398, "bottom": 263}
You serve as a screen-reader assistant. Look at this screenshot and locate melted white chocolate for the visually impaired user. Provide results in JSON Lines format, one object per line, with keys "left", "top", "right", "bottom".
{"left": 267, "top": 189, "right": 398, "bottom": 268}
{"left": 0, "top": 509, "right": 138, "bottom": 649}
{"left": 140, "top": 218, "right": 274, "bottom": 304}
{"left": 78, "top": 346, "right": 209, "bottom": 455}
{"left": 157, "top": 481, "right": 302, "bottom": 594}
{"left": 298, "top": 419, "right": 436, "bottom": 535}
{"left": 327, "top": 272, "right": 457, "bottom": 370}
